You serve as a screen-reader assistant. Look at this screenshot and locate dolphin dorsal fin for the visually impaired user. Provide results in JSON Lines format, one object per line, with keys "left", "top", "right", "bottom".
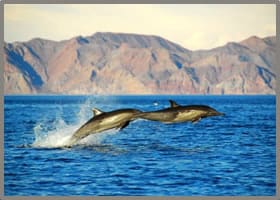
{"left": 92, "top": 108, "right": 103, "bottom": 116}
{"left": 169, "top": 100, "right": 180, "bottom": 108}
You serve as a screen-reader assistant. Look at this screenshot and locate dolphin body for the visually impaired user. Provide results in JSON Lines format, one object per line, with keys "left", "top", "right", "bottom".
{"left": 66, "top": 108, "right": 142, "bottom": 146}
{"left": 139, "top": 100, "right": 224, "bottom": 124}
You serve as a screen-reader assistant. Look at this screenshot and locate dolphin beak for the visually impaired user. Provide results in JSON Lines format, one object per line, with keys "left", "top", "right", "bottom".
{"left": 210, "top": 111, "right": 224, "bottom": 116}
{"left": 217, "top": 112, "right": 225, "bottom": 116}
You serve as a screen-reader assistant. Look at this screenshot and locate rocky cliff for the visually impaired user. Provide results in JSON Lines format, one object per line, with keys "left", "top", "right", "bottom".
{"left": 3, "top": 32, "right": 276, "bottom": 94}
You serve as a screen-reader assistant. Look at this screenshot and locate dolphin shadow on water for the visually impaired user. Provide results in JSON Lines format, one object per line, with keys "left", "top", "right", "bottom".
{"left": 64, "top": 100, "right": 224, "bottom": 147}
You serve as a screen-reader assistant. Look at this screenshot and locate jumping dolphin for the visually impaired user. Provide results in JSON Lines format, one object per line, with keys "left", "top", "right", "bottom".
{"left": 66, "top": 108, "right": 142, "bottom": 146}
{"left": 139, "top": 100, "right": 224, "bottom": 124}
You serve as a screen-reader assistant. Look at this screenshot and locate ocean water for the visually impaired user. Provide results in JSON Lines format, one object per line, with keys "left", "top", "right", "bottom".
{"left": 4, "top": 95, "right": 276, "bottom": 196}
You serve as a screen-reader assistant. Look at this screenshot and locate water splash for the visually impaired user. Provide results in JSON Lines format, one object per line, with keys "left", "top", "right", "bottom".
{"left": 31, "top": 97, "right": 118, "bottom": 148}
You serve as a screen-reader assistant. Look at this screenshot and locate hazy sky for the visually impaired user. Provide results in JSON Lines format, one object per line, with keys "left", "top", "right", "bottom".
{"left": 4, "top": 4, "right": 276, "bottom": 50}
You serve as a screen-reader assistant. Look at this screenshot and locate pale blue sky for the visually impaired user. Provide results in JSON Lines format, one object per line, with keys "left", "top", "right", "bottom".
{"left": 4, "top": 4, "right": 276, "bottom": 50}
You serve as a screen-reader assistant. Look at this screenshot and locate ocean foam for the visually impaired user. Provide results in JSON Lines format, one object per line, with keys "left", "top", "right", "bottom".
{"left": 31, "top": 97, "right": 118, "bottom": 148}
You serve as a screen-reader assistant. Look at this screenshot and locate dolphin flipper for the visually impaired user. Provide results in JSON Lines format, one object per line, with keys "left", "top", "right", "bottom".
{"left": 118, "top": 121, "right": 130, "bottom": 130}
{"left": 191, "top": 117, "right": 201, "bottom": 123}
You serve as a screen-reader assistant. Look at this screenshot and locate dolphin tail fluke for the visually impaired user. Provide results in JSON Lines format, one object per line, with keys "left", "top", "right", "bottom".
{"left": 138, "top": 112, "right": 177, "bottom": 122}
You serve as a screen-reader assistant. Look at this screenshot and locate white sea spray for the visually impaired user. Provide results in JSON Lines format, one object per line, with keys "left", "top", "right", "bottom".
{"left": 31, "top": 96, "right": 118, "bottom": 148}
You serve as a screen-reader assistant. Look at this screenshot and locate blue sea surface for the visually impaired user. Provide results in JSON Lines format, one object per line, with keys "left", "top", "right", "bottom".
{"left": 4, "top": 95, "right": 276, "bottom": 196}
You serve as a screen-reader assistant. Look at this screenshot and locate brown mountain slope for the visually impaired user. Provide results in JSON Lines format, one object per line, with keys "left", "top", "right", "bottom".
{"left": 3, "top": 32, "right": 276, "bottom": 94}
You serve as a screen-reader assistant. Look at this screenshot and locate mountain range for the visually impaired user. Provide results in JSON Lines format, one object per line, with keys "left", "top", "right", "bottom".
{"left": 3, "top": 32, "right": 276, "bottom": 94}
